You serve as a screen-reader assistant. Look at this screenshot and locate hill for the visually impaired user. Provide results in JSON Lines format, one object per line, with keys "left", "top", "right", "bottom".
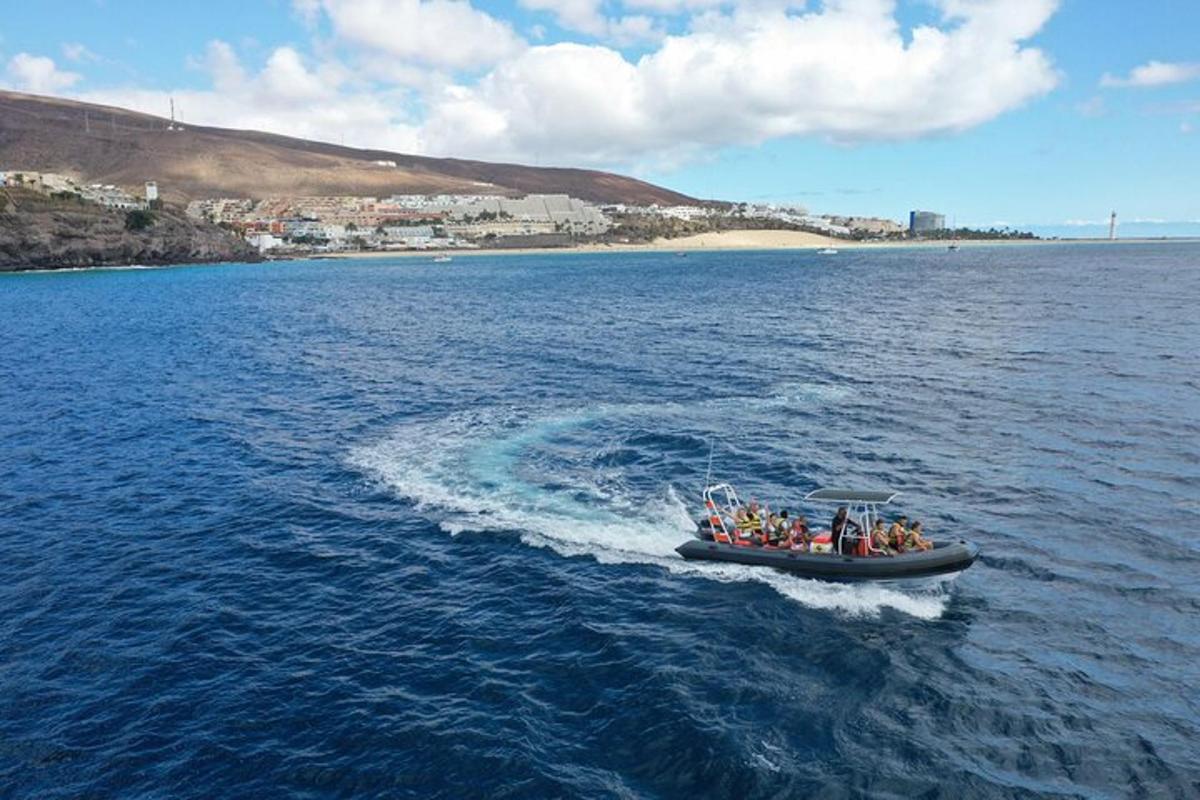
{"left": 0, "top": 187, "right": 260, "bottom": 271}
{"left": 0, "top": 91, "right": 697, "bottom": 206}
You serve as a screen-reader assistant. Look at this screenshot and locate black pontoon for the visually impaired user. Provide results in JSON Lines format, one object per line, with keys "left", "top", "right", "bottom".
{"left": 676, "top": 484, "right": 979, "bottom": 582}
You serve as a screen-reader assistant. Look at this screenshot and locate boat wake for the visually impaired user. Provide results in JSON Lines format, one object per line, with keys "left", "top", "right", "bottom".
{"left": 350, "top": 399, "right": 951, "bottom": 619}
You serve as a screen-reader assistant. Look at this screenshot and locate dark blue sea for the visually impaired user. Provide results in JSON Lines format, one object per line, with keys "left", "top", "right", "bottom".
{"left": 2, "top": 244, "right": 1198, "bottom": 799}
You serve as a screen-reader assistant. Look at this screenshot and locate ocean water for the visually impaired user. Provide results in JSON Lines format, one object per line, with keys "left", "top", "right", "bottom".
{"left": 1, "top": 244, "right": 1198, "bottom": 798}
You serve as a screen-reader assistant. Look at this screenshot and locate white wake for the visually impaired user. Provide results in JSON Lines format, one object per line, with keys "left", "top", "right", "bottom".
{"left": 349, "top": 403, "right": 949, "bottom": 619}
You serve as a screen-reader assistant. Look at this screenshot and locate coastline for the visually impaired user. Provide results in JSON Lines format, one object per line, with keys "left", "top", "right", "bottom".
{"left": 6, "top": 229, "right": 1198, "bottom": 275}
{"left": 309, "top": 229, "right": 1200, "bottom": 260}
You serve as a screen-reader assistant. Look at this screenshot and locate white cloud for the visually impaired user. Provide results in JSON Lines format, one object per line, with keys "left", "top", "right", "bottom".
{"left": 26, "top": 0, "right": 1063, "bottom": 174}
{"left": 80, "top": 41, "right": 422, "bottom": 153}
{"left": 5, "top": 53, "right": 81, "bottom": 94}
{"left": 61, "top": 43, "right": 99, "bottom": 63}
{"left": 624, "top": 0, "right": 726, "bottom": 12}
{"left": 420, "top": 0, "right": 1061, "bottom": 167}
{"left": 519, "top": 0, "right": 663, "bottom": 44}
{"left": 1101, "top": 60, "right": 1200, "bottom": 88}
{"left": 301, "top": 0, "right": 525, "bottom": 69}
{"left": 520, "top": 0, "right": 606, "bottom": 35}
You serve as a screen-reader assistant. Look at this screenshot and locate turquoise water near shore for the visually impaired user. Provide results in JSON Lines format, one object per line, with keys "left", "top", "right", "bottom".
{"left": 2, "top": 244, "right": 1198, "bottom": 797}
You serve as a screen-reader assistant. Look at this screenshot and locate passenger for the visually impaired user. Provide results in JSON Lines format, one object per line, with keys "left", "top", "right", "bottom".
{"left": 743, "top": 502, "right": 764, "bottom": 538}
{"left": 788, "top": 517, "right": 811, "bottom": 551}
{"left": 830, "top": 507, "right": 863, "bottom": 555}
{"left": 908, "top": 520, "right": 934, "bottom": 551}
{"left": 888, "top": 515, "right": 909, "bottom": 553}
{"left": 764, "top": 518, "right": 781, "bottom": 546}
{"left": 870, "top": 519, "right": 895, "bottom": 556}
{"left": 765, "top": 510, "right": 788, "bottom": 546}
{"left": 731, "top": 508, "right": 755, "bottom": 546}
{"left": 775, "top": 526, "right": 792, "bottom": 548}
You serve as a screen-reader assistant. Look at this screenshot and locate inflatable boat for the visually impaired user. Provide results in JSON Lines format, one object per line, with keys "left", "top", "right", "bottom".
{"left": 676, "top": 485, "right": 979, "bottom": 582}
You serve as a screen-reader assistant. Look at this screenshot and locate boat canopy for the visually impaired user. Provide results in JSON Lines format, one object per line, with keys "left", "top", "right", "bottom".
{"left": 804, "top": 488, "right": 900, "bottom": 504}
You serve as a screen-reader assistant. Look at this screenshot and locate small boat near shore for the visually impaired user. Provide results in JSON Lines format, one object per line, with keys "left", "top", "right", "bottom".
{"left": 432, "top": 254, "right": 453, "bottom": 263}
{"left": 818, "top": 248, "right": 839, "bottom": 255}
{"left": 677, "top": 484, "right": 979, "bottom": 582}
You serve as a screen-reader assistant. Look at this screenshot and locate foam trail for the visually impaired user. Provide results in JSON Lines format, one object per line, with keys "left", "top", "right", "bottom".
{"left": 350, "top": 403, "right": 949, "bottom": 619}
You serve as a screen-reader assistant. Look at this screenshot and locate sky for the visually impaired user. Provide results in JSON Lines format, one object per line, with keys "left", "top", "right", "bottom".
{"left": 1, "top": 0, "right": 1198, "bottom": 235}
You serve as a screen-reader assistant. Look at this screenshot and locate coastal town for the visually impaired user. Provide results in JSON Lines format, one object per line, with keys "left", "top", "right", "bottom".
{"left": 4, "top": 167, "right": 997, "bottom": 257}
{"left": 188, "top": 195, "right": 933, "bottom": 253}
{"left": 1, "top": 169, "right": 158, "bottom": 211}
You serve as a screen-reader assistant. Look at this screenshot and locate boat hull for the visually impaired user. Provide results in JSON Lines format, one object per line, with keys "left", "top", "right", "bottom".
{"left": 675, "top": 539, "right": 979, "bottom": 582}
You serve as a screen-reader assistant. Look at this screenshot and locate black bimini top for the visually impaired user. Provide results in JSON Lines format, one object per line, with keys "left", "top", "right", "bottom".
{"left": 804, "top": 488, "right": 900, "bottom": 504}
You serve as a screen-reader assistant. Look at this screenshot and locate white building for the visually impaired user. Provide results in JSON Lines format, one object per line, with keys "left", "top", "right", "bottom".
{"left": 656, "top": 205, "right": 711, "bottom": 221}
{"left": 79, "top": 183, "right": 146, "bottom": 210}
{"left": 246, "top": 232, "right": 283, "bottom": 252}
{"left": 448, "top": 193, "right": 611, "bottom": 234}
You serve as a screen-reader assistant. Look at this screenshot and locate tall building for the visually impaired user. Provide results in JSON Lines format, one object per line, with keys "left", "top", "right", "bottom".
{"left": 909, "top": 210, "right": 946, "bottom": 234}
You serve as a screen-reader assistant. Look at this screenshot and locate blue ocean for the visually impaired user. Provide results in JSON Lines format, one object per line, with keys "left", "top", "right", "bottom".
{"left": 2, "top": 244, "right": 1198, "bottom": 798}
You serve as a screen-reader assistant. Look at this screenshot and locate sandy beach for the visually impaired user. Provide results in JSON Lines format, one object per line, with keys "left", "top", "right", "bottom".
{"left": 307, "top": 229, "right": 1196, "bottom": 261}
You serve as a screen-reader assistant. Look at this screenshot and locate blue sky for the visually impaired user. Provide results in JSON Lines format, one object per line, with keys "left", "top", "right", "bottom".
{"left": 1, "top": 1, "right": 1197, "bottom": 234}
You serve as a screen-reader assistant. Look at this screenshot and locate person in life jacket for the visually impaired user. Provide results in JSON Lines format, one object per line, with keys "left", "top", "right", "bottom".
{"left": 764, "top": 510, "right": 788, "bottom": 546}
{"left": 908, "top": 520, "right": 934, "bottom": 551}
{"left": 870, "top": 519, "right": 895, "bottom": 556}
{"left": 731, "top": 507, "right": 757, "bottom": 546}
{"left": 741, "top": 501, "right": 764, "bottom": 544}
{"left": 732, "top": 507, "right": 748, "bottom": 531}
{"left": 746, "top": 501, "right": 763, "bottom": 526}
{"left": 888, "top": 516, "right": 909, "bottom": 553}
{"left": 785, "top": 516, "right": 811, "bottom": 551}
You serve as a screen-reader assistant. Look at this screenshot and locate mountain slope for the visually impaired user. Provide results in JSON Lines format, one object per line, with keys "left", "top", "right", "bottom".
{"left": 0, "top": 91, "right": 697, "bottom": 206}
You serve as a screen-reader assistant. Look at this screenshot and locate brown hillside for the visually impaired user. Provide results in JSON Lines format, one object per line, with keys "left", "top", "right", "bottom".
{"left": 0, "top": 91, "right": 698, "bottom": 206}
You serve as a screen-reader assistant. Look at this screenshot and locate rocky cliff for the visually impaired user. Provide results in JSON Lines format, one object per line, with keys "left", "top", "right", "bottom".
{"left": 0, "top": 189, "right": 261, "bottom": 271}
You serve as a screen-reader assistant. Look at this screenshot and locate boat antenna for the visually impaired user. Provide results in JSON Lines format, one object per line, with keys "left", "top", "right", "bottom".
{"left": 704, "top": 439, "right": 715, "bottom": 488}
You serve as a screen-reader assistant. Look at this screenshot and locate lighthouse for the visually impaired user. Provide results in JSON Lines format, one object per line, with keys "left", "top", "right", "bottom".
{"left": 1109, "top": 211, "right": 1117, "bottom": 241}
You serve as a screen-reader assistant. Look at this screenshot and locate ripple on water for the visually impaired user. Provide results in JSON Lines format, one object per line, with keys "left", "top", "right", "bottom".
{"left": 2, "top": 246, "right": 1199, "bottom": 797}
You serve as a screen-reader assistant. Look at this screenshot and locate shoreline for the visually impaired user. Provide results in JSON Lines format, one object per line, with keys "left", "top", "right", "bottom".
{"left": 309, "top": 229, "right": 1200, "bottom": 260}
{"left": 5, "top": 230, "right": 1198, "bottom": 274}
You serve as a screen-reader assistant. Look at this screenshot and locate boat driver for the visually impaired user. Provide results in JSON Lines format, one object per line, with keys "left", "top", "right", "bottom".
{"left": 830, "top": 507, "right": 863, "bottom": 555}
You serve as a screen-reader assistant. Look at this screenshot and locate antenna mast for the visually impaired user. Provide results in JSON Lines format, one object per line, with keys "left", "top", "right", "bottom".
{"left": 704, "top": 440, "right": 715, "bottom": 488}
